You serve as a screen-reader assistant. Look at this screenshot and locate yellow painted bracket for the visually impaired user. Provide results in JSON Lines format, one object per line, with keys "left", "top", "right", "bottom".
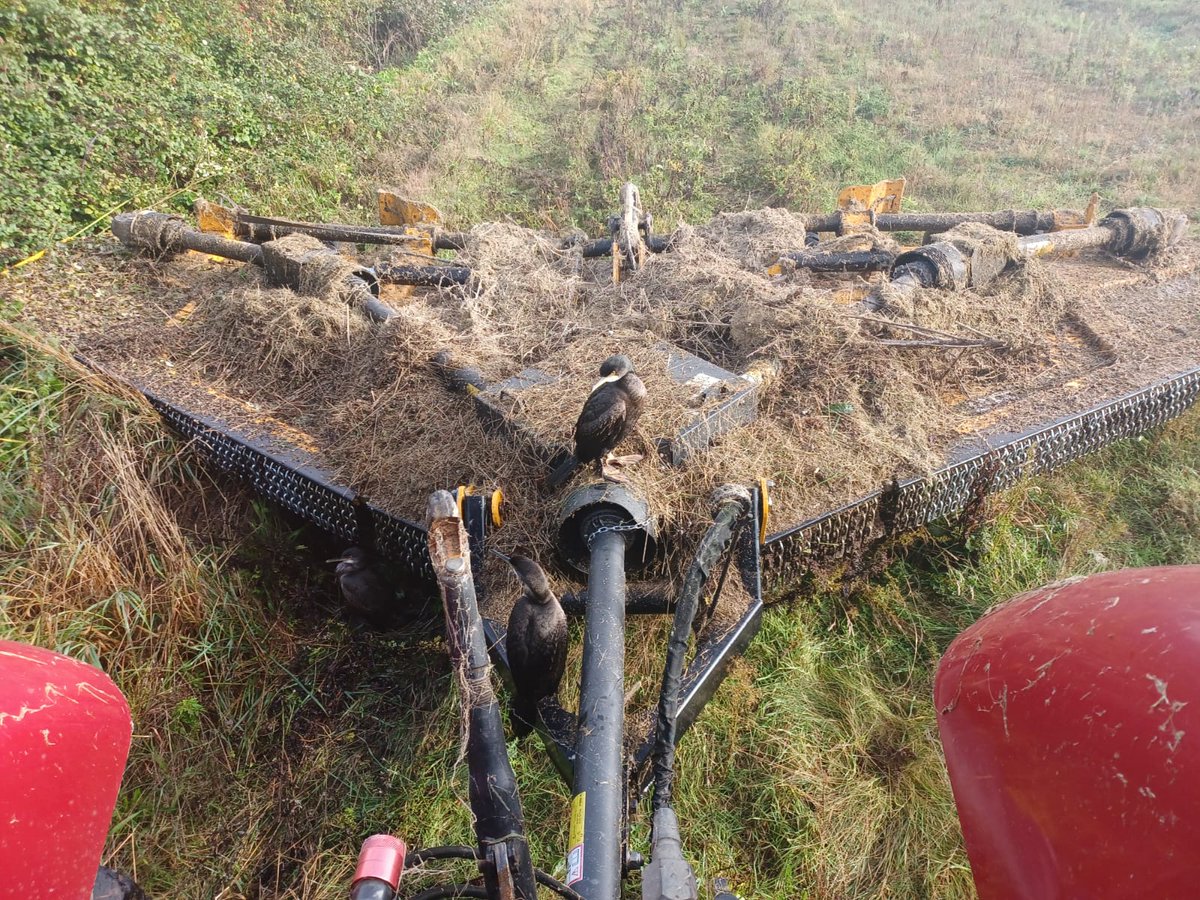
{"left": 837, "top": 177, "right": 906, "bottom": 227}
{"left": 455, "top": 485, "right": 474, "bottom": 519}
{"left": 404, "top": 227, "right": 436, "bottom": 258}
{"left": 194, "top": 198, "right": 236, "bottom": 238}
{"left": 454, "top": 485, "right": 503, "bottom": 528}
{"left": 378, "top": 190, "right": 443, "bottom": 227}
{"left": 1050, "top": 192, "right": 1101, "bottom": 232}
{"left": 757, "top": 477, "right": 772, "bottom": 545}
{"left": 490, "top": 489, "right": 504, "bottom": 528}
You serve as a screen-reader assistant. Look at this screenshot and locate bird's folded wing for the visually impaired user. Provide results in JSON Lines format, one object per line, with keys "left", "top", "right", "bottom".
{"left": 575, "top": 388, "right": 628, "bottom": 449}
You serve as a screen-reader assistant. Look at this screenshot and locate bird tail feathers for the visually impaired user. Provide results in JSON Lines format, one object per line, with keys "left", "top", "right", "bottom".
{"left": 546, "top": 454, "right": 580, "bottom": 489}
{"left": 511, "top": 693, "right": 538, "bottom": 739}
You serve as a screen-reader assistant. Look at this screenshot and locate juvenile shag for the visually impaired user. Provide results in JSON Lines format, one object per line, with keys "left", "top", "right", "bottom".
{"left": 333, "top": 546, "right": 396, "bottom": 628}
{"left": 500, "top": 551, "right": 568, "bottom": 738}
{"left": 546, "top": 354, "right": 647, "bottom": 488}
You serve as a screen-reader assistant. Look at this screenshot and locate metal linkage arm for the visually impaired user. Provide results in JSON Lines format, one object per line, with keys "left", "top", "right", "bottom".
{"left": 640, "top": 486, "right": 752, "bottom": 900}
{"left": 426, "top": 491, "right": 538, "bottom": 900}
{"left": 775, "top": 248, "right": 895, "bottom": 274}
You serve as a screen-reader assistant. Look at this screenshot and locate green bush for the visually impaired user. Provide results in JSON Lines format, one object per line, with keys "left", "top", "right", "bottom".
{"left": 0, "top": 0, "right": 488, "bottom": 264}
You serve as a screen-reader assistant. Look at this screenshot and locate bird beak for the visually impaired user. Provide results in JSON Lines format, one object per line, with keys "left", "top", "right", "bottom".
{"left": 491, "top": 549, "right": 513, "bottom": 564}
{"left": 327, "top": 557, "right": 349, "bottom": 564}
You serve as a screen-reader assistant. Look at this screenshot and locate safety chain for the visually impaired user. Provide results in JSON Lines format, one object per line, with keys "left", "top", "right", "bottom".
{"left": 584, "top": 518, "right": 647, "bottom": 550}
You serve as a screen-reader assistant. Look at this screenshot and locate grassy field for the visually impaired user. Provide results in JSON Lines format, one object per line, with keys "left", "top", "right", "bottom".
{"left": 3, "top": 0, "right": 1199, "bottom": 897}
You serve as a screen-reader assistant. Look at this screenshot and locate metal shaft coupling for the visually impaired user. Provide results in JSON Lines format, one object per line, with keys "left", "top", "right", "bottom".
{"left": 556, "top": 482, "right": 659, "bottom": 573}
{"left": 889, "top": 242, "right": 969, "bottom": 291}
{"left": 111, "top": 210, "right": 189, "bottom": 255}
{"left": 1100, "top": 207, "right": 1189, "bottom": 257}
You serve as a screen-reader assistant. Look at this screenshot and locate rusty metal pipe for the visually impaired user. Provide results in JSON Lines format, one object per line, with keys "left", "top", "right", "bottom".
{"left": 114, "top": 211, "right": 398, "bottom": 321}
{"left": 180, "top": 229, "right": 264, "bottom": 263}
{"left": 1017, "top": 224, "right": 1115, "bottom": 257}
{"left": 859, "top": 207, "right": 1188, "bottom": 313}
{"left": 1017, "top": 208, "right": 1187, "bottom": 259}
{"left": 806, "top": 208, "right": 1073, "bottom": 236}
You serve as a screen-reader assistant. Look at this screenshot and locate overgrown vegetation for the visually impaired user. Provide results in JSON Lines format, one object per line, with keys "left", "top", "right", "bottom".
{"left": 0, "top": 0, "right": 490, "bottom": 264}
{"left": 2, "top": 0, "right": 1199, "bottom": 897}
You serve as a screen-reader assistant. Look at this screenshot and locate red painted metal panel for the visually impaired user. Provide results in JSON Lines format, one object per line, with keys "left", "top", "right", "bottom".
{"left": 936, "top": 566, "right": 1200, "bottom": 899}
{"left": 0, "top": 641, "right": 132, "bottom": 899}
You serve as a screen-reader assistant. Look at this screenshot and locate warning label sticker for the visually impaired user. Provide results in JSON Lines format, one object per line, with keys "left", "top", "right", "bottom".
{"left": 567, "top": 791, "right": 586, "bottom": 885}
{"left": 567, "top": 845, "right": 584, "bottom": 885}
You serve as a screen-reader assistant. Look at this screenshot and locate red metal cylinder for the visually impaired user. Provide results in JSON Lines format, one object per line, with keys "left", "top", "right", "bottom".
{"left": 0, "top": 640, "right": 133, "bottom": 898}
{"left": 352, "top": 834, "right": 406, "bottom": 890}
{"left": 935, "top": 566, "right": 1200, "bottom": 899}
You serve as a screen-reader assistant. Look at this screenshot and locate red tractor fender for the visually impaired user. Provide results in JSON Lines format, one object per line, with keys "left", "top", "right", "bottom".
{"left": 935, "top": 566, "right": 1200, "bottom": 899}
{"left": 0, "top": 640, "right": 133, "bottom": 899}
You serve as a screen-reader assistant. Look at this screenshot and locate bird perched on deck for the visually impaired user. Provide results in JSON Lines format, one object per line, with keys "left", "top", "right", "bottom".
{"left": 546, "top": 354, "right": 647, "bottom": 488}
{"left": 499, "top": 550, "right": 568, "bottom": 739}
{"left": 332, "top": 546, "right": 397, "bottom": 628}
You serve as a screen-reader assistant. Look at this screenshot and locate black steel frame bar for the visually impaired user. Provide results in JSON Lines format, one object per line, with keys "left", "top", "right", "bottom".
{"left": 131, "top": 357, "right": 1199, "bottom": 586}
{"left": 762, "top": 366, "right": 1200, "bottom": 589}
{"left": 139, "top": 384, "right": 434, "bottom": 582}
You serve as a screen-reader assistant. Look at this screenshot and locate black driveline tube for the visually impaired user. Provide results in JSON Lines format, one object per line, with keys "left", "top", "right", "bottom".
{"left": 778, "top": 249, "right": 894, "bottom": 273}
{"left": 577, "top": 234, "right": 673, "bottom": 258}
{"left": 373, "top": 263, "right": 471, "bottom": 287}
{"left": 569, "top": 526, "right": 628, "bottom": 900}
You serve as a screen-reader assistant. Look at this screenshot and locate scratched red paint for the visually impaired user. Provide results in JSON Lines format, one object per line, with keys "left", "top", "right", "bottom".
{"left": 936, "top": 566, "right": 1200, "bottom": 899}
{"left": 0, "top": 640, "right": 132, "bottom": 899}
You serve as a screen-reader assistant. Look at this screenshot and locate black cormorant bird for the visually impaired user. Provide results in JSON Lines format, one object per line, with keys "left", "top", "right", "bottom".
{"left": 499, "top": 551, "right": 568, "bottom": 738}
{"left": 332, "top": 546, "right": 396, "bottom": 628}
{"left": 546, "top": 354, "right": 647, "bottom": 488}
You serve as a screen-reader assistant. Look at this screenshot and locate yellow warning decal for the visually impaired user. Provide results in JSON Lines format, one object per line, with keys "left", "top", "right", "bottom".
{"left": 567, "top": 791, "right": 586, "bottom": 884}
{"left": 568, "top": 792, "right": 586, "bottom": 848}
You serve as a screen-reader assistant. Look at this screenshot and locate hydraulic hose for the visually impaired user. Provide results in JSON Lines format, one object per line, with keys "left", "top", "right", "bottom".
{"left": 650, "top": 485, "right": 753, "bottom": 812}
